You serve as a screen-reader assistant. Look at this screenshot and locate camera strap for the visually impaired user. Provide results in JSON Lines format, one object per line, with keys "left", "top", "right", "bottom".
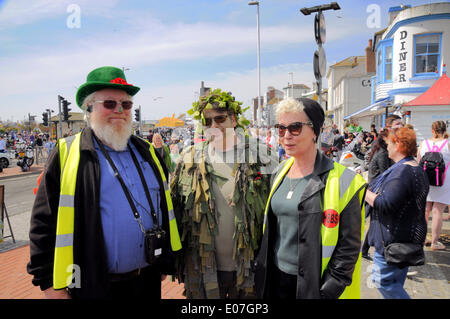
{"left": 93, "top": 134, "right": 159, "bottom": 232}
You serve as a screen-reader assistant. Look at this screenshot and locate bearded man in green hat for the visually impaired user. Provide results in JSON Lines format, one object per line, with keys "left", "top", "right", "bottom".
{"left": 28, "top": 66, "right": 181, "bottom": 299}
{"left": 171, "top": 89, "right": 278, "bottom": 299}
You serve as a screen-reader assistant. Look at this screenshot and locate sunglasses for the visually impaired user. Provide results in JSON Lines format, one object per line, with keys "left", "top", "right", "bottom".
{"left": 274, "top": 122, "right": 313, "bottom": 137}
{"left": 203, "top": 114, "right": 229, "bottom": 127}
{"left": 94, "top": 100, "right": 133, "bottom": 110}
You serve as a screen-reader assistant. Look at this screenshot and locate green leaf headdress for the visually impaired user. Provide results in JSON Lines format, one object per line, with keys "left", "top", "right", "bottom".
{"left": 187, "top": 89, "right": 250, "bottom": 129}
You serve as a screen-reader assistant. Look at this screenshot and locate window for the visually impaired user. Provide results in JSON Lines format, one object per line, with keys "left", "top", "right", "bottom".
{"left": 377, "top": 49, "right": 382, "bottom": 82}
{"left": 414, "top": 34, "right": 441, "bottom": 75}
{"left": 376, "top": 39, "right": 393, "bottom": 84}
{"left": 385, "top": 46, "right": 392, "bottom": 81}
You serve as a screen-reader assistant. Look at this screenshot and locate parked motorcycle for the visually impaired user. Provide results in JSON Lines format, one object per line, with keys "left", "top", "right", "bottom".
{"left": 339, "top": 133, "right": 367, "bottom": 174}
{"left": 16, "top": 145, "right": 34, "bottom": 172}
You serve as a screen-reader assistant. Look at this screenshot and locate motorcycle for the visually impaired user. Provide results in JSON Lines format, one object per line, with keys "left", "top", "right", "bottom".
{"left": 324, "top": 146, "right": 339, "bottom": 162}
{"left": 339, "top": 133, "right": 366, "bottom": 174}
{"left": 16, "top": 144, "right": 34, "bottom": 172}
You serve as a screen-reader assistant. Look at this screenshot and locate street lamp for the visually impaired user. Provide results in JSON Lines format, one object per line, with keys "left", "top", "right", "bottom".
{"left": 248, "top": 1, "right": 262, "bottom": 126}
{"left": 288, "top": 72, "right": 294, "bottom": 98}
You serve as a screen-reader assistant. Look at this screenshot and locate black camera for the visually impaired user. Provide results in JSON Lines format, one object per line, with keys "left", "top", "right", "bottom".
{"left": 144, "top": 227, "right": 166, "bottom": 265}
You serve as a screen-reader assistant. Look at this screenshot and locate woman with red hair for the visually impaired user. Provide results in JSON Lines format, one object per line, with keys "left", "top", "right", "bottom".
{"left": 365, "top": 128, "right": 429, "bottom": 299}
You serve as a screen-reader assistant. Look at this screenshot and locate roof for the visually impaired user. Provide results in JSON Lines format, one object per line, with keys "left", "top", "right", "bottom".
{"left": 267, "top": 97, "right": 283, "bottom": 105}
{"left": 283, "top": 83, "right": 310, "bottom": 90}
{"left": 50, "top": 112, "right": 85, "bottom": 122}
{"left": 329, "top": 56, "right": 365, "bottom": 69}
{"left": 326, "top": 56, "right": 366, "bottom": 78}
{"left": 403, "top": 73, "right": 450, "bottom": 106}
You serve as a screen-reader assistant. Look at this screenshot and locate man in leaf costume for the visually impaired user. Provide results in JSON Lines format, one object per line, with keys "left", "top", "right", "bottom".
{"left": 171, "top": 89, "right": 278, "bottom": 298}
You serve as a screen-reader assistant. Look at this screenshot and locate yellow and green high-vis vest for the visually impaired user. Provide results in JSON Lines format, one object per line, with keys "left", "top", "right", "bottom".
{"left": 53, "top": 133, "right": 181, "bottom": 289}
{"left": 263, "top": 156, "right": 366, "bottom": 299}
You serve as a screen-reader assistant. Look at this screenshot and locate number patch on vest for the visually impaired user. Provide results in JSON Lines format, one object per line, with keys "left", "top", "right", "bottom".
{"left": 322, "top": 209, "right": 339, "bottom": 228}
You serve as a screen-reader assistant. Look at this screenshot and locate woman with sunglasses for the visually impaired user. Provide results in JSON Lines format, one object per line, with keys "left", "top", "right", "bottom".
{"left": 254, "top": 97, "right": 367, "bottom": 299}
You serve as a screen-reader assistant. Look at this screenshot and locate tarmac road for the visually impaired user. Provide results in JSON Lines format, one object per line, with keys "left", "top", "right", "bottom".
{"left": 2, "top": 174, "right": 37, "bottom": 217}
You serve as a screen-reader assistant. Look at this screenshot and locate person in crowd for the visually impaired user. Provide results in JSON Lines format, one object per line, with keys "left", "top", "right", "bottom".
{"left": 171, "top": 89, "right": 277, "bottom": 299}
{"left": 0, "top": 135, "right": 6, "bottom": 153}
{"left": 34, "top": 133, "right": 44, "bottom": 162}
{"left": 45, "top": 138, "right": 55, "bottom": 156}
{"left": 265, "top": 129, "right": 277, "bottom": 148}
{"left": 367, "top": 130, "right": 392, "bottom": 182}
{"left": 366, "top": 128, "right": 428, "bottom": 299}
{"left": 254, "top": 97, "right": 367, "bottom": 299}
{"left": 417, "top": 121, "right": 449, "bottom": 250}
{"left": 169, "top": 143, "right": 180, "bottom": 173}
{"left": 385, "top": 115, "right": 404, "bottom": 131}
{"left": 332, "top": 129, "right": 345, "bottom": 160}
{"left": 27, "top": 66, "right": 181, "bottom": 299}
{"left": 152, "top": 133, "right": 174, "bottom": 174}
{"left": 361, "top": 130, "right": 393, "bottom": 260}
{"left": 370, "top": 124, "right": 378, "bottom": 139}
{"left": 147, "top": 129, "right": 154, "bottom": 143}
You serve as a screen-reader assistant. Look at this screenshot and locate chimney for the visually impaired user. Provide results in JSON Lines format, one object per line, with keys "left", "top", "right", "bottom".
{"left": 365, "top": 39, "right": 376, "bottom": 74}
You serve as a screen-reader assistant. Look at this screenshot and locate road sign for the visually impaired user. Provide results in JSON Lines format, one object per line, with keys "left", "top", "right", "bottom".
{"left": 313, "top": 46, "right": 327, "bottom": 80}
{"left": 314, "top": 12, "right": 326, "bottom": 45}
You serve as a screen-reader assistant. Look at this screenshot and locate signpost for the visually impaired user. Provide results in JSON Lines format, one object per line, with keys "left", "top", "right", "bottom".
{"left": 301, "top": 2, "right": 341, "bottom": 106}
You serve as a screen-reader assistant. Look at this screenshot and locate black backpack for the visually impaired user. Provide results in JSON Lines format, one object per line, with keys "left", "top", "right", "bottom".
{"left": 419, "top": 140, "right": 449, "bottom": 187}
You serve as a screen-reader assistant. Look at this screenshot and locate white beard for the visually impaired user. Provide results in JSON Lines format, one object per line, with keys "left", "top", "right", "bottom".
{"left": 90, "top": 118, "right": 132, "bottom": 151}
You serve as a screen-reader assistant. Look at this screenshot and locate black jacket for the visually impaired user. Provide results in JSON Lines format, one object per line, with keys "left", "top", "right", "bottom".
{"left": 254, "top": 151, "right": 366, "bottom": 299}
{"left": 27, "top": 128, "right": 173, "bottom": 298}
{"left": 368, "top": 148, "right": 393, "bottom": 182}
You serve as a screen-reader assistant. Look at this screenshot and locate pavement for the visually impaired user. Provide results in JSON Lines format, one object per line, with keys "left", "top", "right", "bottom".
{"left": 0, "top": 163, "right": 449, "bottom": 299}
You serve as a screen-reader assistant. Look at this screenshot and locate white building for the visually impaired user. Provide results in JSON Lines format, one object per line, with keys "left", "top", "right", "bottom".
{"left": 263, "top": 86, "right": 284, "bottom": 126}
{"left": 326, "top": 56, "right": 372, "bottom": 131}
{"left": 346, "top": 2, "right": 450, "bottom": 138}
{"left": 283, "top": 84, "right": 310, "bottom": 99}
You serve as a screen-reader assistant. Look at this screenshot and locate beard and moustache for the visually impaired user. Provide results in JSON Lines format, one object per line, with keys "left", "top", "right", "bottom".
{"left": 90, "top": 115, "right": 132, "bottom": 151}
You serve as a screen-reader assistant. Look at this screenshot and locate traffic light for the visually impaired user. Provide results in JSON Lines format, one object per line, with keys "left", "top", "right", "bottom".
{"left": 63, "top": 100, "right": 72, "bottom": 121}
{"left": 42, "top": 112, "right": 49, "bottom": 126}
{"left": 134, "top": 109, "right": 140, "bottom": 122}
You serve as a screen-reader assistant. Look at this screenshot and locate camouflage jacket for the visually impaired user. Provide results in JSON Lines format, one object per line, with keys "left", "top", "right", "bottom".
{"left": 170, "top": 134, "right": 278, "bottom": 298}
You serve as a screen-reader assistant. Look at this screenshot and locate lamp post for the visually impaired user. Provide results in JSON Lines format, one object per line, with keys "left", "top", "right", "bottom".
{"left": 288, "top": 72, "right": 294, "bottom": 97}
{"left": 248, "top": 1, "right": 262, "bottom": 126}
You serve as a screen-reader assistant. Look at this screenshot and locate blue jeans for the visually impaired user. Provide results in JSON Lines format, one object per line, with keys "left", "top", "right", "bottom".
{"left": 371, "top": 251, "right": 410, "bottom": 299}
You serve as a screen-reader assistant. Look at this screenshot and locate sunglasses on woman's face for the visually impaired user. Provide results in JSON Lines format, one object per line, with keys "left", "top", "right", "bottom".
{"left": 274, "top": 122, "right": 313, "bottom": 137}
{"left": 203, "top": 114, "right": 229, "bottom": 127}
{"left": 94, "top": 100, "right": 133, "bottom": 110}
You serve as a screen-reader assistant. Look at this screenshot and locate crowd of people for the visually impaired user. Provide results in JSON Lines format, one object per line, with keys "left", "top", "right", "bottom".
{"left": 0, "top": 131, "right": 56, "bottom": 167}
{"left": 26, "top": 65, "right": 448, "bottom": 301}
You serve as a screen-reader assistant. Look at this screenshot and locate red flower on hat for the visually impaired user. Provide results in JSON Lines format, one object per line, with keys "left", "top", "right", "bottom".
{"left": 110, "top": 77, "right": 133, "bottom": 86}
{"left": 254, "top": 172, "right": 263, "bottom": 181}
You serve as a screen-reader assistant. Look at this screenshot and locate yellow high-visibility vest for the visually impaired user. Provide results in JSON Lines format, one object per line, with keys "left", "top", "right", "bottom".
{"left": 53, "top": 133, "right": 181, "bottom": 289}
{"left": 263, "top": 156, "right": 366, "bottom": 299}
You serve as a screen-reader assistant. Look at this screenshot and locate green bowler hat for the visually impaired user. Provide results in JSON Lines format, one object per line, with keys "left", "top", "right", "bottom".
{"left": 76, "top": 66, "right": 140, "bottom": 108}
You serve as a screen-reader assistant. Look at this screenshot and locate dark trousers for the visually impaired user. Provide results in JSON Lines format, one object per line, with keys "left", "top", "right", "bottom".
{"left": 362, "top": 232, "right": 370, "bottom": 255}
{"left": 108, "top": 266, "right": 161, "bottom": 299}
{"left": 217, "top": 271, "right": 241, "bottom": 299}
{"left": 269, "top": 266, "right": 297, "bottom": 299}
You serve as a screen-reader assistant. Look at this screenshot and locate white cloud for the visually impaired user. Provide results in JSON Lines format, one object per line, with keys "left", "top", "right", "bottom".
{"left": 135, "top": 62, "right": 315, "bottom": 121}
{"left": 1, "top": 4, "right": 367, "bottom": 121}
{"left": 0, "top": 0, "right": 120, "bottom": 29}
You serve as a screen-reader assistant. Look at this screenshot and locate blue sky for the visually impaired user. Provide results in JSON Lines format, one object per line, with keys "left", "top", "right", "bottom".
{"left": 0, "top": 0, "right": 438, "bottom": 123}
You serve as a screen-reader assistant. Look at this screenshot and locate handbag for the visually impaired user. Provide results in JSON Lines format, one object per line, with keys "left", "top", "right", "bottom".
{"left": 375, "top": 210, "right": 425, "bottom": 268}
{"left": 383, "top": 242, "right": 425, "bottom": 268}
